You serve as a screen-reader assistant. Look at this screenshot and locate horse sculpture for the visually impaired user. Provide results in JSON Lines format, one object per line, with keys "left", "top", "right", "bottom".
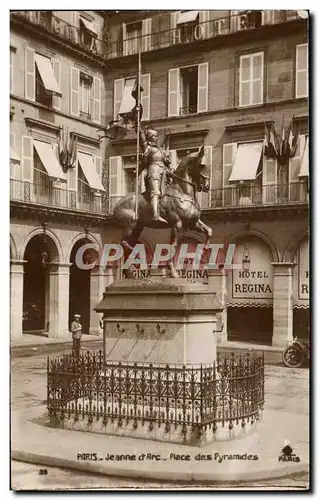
{"left": 113, "top": 145, "right": 213, "bottom": 277}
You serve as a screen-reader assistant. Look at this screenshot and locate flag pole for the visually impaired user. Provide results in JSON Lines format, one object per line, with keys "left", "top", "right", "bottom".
{"left": 135, "top": 48, "right": 142, "bottom": 220}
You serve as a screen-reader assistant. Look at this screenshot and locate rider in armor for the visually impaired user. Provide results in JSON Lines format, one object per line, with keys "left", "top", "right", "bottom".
{"left": 139, "top": 126, "right": 175, "bottom": 223}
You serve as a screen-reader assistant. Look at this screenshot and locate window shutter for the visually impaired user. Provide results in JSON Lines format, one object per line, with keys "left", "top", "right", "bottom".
{"left": 122, "top": 23, "right": 128, "bottom": 56}
{"left": 92, "top": 76, "right": 102, "bottom": 124}
{"left": 142, "top": 18, "right": 152, "bottom": 52}
{"left": 199, "top": 10, "right": 211, "bottom": 39}
{"left": 70, "top": 67, "right": 79, "bottom": 116}
{"left": 141, "top": 73, "right": 151, "bottom": 121}
{"left": 239, "top": 55, "right": 251, "bottom": 107}
{"left": 168, "top": 68, "right": 180, "bottom": 117}
{"left": 223, "top": 143, "right": 237, "bottom": 186}
{"left": 231, "top": 10, "right": 239, "bottom": 32}
{"left": 52, "top": 59, "right": 62, "bottom": 110}
{"left": 109, "top": 156, "right": 123, "bottom": 211}
{"left": 22, "top": 136, "right": 33, "bottom": 182}
{"left": 10, "top": 132, "right": 15, "bottom": 179}
{"left": 296, "top": 44, "right": 308, "bottom": 98}
{"left": 262, "top": 157, "right": 277, "bottom": 203}
{"left": 197, "top": 62, "right": 208, "bottom": 113}
{"left": 261, "top": 11, "right": 273, "bottom": 24}
{"left": 289, "top": 135, "right": 305, "bottom": 182}
{"left": 25, "top": 47, "right": 35, "bottom": 101}
{"left": 95, "top": 155, "right": 102, "bottom": 180}
{"left": 170, "top": 12, "right": 181, "bottom": 44}
{"left": 67, "top": 161, "right": 77, "bottom": 191}
{"left": 170, "top": 11, "right": 180, "bottom": 29}
{"left": 168, "top": 150, "right": 177, "bottom": 170}
{"left": 114, "top": 78, "right": 125, "bottom": 120}
{"left": 199, "top": 146, "right": 213, "bottom": 208}
{"left": 72, "top": 11, "right": 79, "bottom": 43}
{"left": 252, "top": 53, "right": 263, "bottom": 105}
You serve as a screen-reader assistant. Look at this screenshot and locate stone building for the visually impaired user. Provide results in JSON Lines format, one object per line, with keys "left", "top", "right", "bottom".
{"left": 10, "top": 11, "right": 118, "bottom": 341}
{"left": 10, "top": 10, "right": 309, "bottom": 347}
{"left": 103, "top": 9, "right": 309, "bottom": 347}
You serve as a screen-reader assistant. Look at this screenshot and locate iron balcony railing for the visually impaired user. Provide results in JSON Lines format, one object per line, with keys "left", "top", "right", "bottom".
{"left": 11, "top": 11, "right": 106, "bottom": 59}
{"left": 10, "top": 179, "right": 104, "bottom": 214}
{"left": 79, "top": 110, "right": 92, "bottom": 121}
{"left": 179, "top": 104, "right": 198, "bottom": 116}
{"left": 11, "top": 10, "right": 300, "bottom": 60}
{"left": 109, "top": 182, "right": 308, "bottom": 213}
{"left": 47, "top": 350, "right": 264, "bottom": 436}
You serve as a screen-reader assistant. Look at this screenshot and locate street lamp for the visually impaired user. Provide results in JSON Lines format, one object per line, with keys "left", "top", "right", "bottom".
{"left": 242, "top": 245, "right": 251, "bottom": 271}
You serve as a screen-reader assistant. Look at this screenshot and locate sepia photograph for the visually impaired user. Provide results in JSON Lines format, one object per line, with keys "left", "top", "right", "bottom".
{"left": 9, "top": 8, "right": 310, "bottom": 491}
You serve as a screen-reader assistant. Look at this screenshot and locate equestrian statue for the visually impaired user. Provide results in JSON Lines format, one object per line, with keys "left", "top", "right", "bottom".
{"left": 111, "top": 86, "right": 213, "bottom": 277}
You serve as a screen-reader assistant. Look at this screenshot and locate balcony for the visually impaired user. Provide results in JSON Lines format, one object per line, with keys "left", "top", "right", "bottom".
{"left": 109, "top": 182, "right": 308, "bottom": 214}
{"left": 107, "top": 10, "right": 300, "bottom": 59}
{"left": 208, "top": 182, "right": 309, "bottom": 209}
{"left": 10, "top": 11, "right": 106, "bottom": 60}
{"left": 10, "top": 179, "right": 104, "bottom": 214}
{"left": 11, "top": 10, "right": 301, "bottom": 61}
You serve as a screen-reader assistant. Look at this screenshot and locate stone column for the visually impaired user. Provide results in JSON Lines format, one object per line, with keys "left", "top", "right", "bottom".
{"left": 10, "top": 260, "right": 26, "bottom": 342}
{"left": 272, "top": 262, "right": 295, "bottom": 347}
{"left": 48, "top": 263, "right": 71, "bottom": 339}
{"left": 207, "top": 265, "right": 227, "bottom": 344}
{"left": 89, "top": 265, "right": 115, "bottom": 335}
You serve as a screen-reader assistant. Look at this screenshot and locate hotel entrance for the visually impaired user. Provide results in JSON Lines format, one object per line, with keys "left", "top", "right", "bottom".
{"left": 226, "top": 236, "right": 274, "bottom": 345}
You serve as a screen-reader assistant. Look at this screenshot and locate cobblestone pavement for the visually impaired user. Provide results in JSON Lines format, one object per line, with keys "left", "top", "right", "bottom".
{"left": 10, "top": 349, "right": 310, "bottom": 490}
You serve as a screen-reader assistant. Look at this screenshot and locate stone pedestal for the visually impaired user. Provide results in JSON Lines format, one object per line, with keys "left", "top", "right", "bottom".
{"left": 95, "top": 276, "right": 223, "bottom": 365}
{"left": 48, "top": 263, "right": 71, "bottom": 339}
{"left": 272, "top": 262, "right": 295, "bottom": 347}
{"left": 10, "top": 260, "right": 26, "bottom": 342}
{"left": 89, "top": 265, "right": 114, "bottom": 335}
{"left": 207, "top": 266, "right": 227, "bottom": 345}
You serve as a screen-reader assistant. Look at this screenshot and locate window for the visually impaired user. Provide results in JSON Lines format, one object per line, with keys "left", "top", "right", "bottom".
{"left": 168, "top": 63, "right": 208, "bottom": 117}
{"left": 125, "top": 21, "right": 142, "bottom": 55}
{"left": 25, "top": 48, "right": 61, "bottom": 107}
{"left": 176, "top": 11, "right": 199, "bottom": 43}
{"left": 10, "top": 47, "right": 16, "bottom": 94}
{"left": 33, "top": 148, "right": 51, "bottom": 204}
{"left": 70, "top": 67, "right": 101, "bottom": 123}
{"left": 79, "top": 73, "right": 93, "bottom": 121}
{"left": 239, "top": 52, "right": 264, "bottom": 107}
{"left": 78, "top": 163, "right": 91, "bottom": 211}
{"left": 122, "top": 19, "right": 152, "bottom": 56}
{"left": 113, "top": 74, "right": 151, "bottom": 121}
{"left": 180, "top": 66, "right": 198, "bottom": 115}
{"left": 79, "top": 15, "right": 98, "bottom": 51}
{"left": 296, "top": 44, "right": 308, "bottom": 98}
{"left": 36, "top": 65, "right": 52, "bottom": 107}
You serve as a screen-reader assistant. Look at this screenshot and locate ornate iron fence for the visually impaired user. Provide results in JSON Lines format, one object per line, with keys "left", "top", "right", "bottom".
{"left": 47, "top": 351, "right": 264, "bottom": 435}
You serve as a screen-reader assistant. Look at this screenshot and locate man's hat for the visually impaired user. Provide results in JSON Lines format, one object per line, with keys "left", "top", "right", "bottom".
{"left": 74, "top": 314, "right": 81, "bottom": 318}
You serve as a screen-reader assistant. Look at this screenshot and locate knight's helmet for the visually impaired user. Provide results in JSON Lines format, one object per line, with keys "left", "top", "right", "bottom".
{"left": 145, "top": 128, "right": 158, "bottom": 142}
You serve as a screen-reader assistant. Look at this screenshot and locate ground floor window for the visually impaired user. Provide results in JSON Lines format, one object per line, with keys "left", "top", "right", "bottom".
{"left": 227, "top": 306, "right": 273, "bottom": 345}
{"left": 293, "top": 307, "right": 309, "bottom": 340}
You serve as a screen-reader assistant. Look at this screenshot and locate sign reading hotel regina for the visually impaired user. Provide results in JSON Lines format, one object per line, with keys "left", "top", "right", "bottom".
{"left": 231, "top": 241, "right": 273, "bottom": 301}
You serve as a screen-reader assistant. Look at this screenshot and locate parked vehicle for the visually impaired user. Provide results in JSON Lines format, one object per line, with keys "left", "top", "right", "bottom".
{"left": 282, "top": 337, "right": 310, "bottom": 368}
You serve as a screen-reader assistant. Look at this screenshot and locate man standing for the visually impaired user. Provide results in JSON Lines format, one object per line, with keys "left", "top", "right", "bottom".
{"left": 71, "top": 314, "right": 82, "bottom": 357}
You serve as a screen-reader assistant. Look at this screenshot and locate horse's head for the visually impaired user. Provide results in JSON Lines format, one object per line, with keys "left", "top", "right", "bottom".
{"left": 176, "top": 145, "right": 210, "bottom": 192}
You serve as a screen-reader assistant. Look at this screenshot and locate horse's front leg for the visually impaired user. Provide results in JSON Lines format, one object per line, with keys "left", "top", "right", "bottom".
{"left": 166, "top": 223, "right": 181, "bottom": 278}
{"left": 195, "top": 219, "right": 213, "bottom": 247}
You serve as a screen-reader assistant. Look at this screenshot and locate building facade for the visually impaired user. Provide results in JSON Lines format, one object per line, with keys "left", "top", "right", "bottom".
{"left": 10, "top": 10, "right": 309, "bottom": 347}
{"left": 10, "top": 11, "right": 119, "bottom": 341}
{"left": 104, "top": 9, "right": 309, "bottom": 347}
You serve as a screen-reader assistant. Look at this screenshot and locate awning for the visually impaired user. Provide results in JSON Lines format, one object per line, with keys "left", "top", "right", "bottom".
{"left": 78, "top": 152, "right": 105, "bottom": 191}
{"left": 33, "top": 140, "right": 66, "bottom": 180}
{"left": 80, "top": 17, "right": 98, "bottom": 37}
{"left": 299, "top": 137, "right": 309, "bottom": 177}
{"left": 118, "top": 78, "right": 136, "bottom": 116}
{"left": 177, "top": 10, "right": 199, "bottom": 25}
{"left": 34, "top": 53, "right": 62, "bottom": 96}
{"left": 229, "top": 142, "right": 263, "bottom": 183}
{"left": 10, "top": 148, "right": 20, "bottom": 162}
